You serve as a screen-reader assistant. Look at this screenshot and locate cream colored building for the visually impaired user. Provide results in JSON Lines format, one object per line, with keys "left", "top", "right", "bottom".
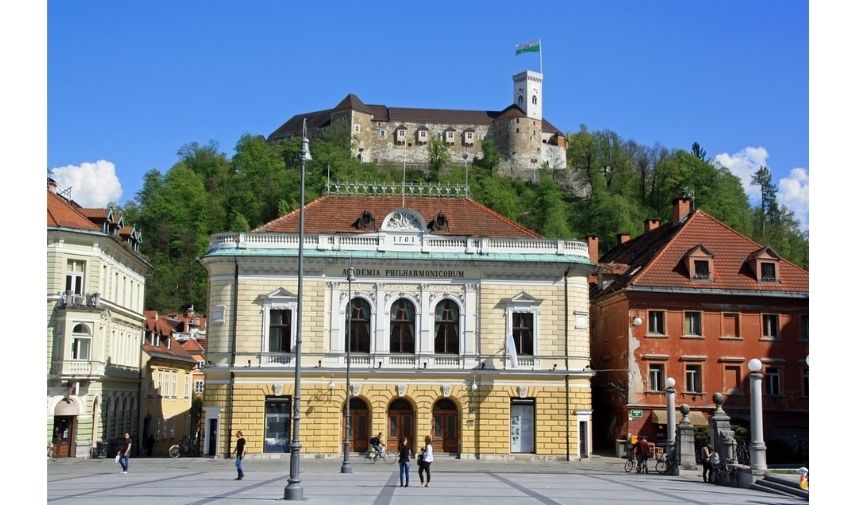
{"left": 199, "top": 186, "right": 594, "bottom": 460}
{"left": 47, "top": 180, "right": 150, "bottom": 458}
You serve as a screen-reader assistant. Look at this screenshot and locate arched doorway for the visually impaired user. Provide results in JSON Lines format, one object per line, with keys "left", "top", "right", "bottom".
{"left": 387, "top": 398, "right": 414, "bottom": 452}
{"left": 343, "top": 397, "right": 370, "bottom": 453}
{"left": 432, "top": 398, "right": 460, "bottom": 453}
{"left": 53, "top": 398, "right": 80, "bottom": 458}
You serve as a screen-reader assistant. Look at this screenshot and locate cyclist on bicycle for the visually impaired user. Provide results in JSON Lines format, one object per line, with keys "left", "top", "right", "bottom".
{"left": 369, "top": 432, "right": 383, "bottom": 459}
{"left": 634, "top": 436, "right": 652, "bottom": 473}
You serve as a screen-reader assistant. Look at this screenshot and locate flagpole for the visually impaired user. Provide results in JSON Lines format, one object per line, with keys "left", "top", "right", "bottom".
{"left": 539, "top": 37, "right": 543, "bottom": 74}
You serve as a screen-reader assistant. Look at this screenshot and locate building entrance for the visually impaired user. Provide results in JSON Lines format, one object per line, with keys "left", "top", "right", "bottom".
{"left": 53, "top": 416, "right": 75, "bottom": 458}
{"left": 343, "top": 398, "right": 369, "bottom": 452}
{"left": 387, "top": 398, "right": 414, "bottom": 452}
{"left": 432, "top": 399, "right": 459, "bottom": 453}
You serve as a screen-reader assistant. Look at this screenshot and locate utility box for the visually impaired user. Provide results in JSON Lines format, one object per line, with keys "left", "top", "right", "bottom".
{"left": 616, "top": 439, "right": 629, "bottom": 458}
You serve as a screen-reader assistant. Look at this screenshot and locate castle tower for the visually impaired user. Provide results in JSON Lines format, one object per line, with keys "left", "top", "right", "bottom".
{"left": 512, "top": 70, "right": 543, "bottom": 121}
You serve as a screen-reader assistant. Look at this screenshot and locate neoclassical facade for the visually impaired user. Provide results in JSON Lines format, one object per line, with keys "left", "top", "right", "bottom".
{"left": 47, "top": 179, "right": 151, "bottom": 458}
{"left": 199, "top": 185, "right": 594, "bottom": 460}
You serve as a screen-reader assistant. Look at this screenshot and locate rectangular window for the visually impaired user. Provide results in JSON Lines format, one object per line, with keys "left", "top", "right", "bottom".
{"left": 648, "top": 311, "right": 665, "bottom": 335}
{"left": 466, "top": 132, "right": 473, "bottom": 141}
{"left": 65, "top": 260, "right": 85, "bottom": 295}
{"left": 354, "top": 124, "right": 360, "bottom": 133}
{"left": 379, "top": 129, "right": 386, "bottom": 139}
{"left": 685, "top": 364, "right": 703, "bottom": 393}
{"left": 764, "top": 366, "right": 781, "bottom": 396}
{"left": 396, "top": 129, "right": 406, "bottom": 140}
{"left": 194, "top": 380, "right": 205, "bottom": 394}
{"left": 419, "top": 130, "right": 427, "bottom": 140}
{"left": 648, "top": 363, "right": 665, "bottom": 392}
{"left": 762, "top": 314, "right": 779, "bottom": 339}
{"left": 72, "top": 336, "right": 91, "bottom": 360}
{"left": 800, "top": 315, "right": 809, "bottom": 341}
{"left": 684, "top": 311, "right": 702, "bottom": 336}
{"left": 724, "top": 365, "right": 742, "bottom": 395}
{"left": 264, "top": 397, "right": 292, "bottom": 453}
{"left": 512, "top": 312, "right": 534, "bottom": 355}
{"left": 761, "top": 262, "right": 777, "bottom": 281}
{"left": 269, "top": 309, "right": 292, "bottom": 352}
{"left": 185, "top": 373, "right": 191, "bottom": 398}
{"left": 693, "top": 260, "right": 710, "bottom": 279}
{"left": 722, "top": 313, "right": 740, "bottom": 338}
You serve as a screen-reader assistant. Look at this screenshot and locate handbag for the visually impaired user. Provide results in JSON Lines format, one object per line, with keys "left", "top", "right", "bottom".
{"left": 115, "top": 453, "right": 121, "bottom": 463}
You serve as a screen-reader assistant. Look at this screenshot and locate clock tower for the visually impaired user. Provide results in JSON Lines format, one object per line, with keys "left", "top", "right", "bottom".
{"left": 512, "top": 70, "right": 543, "bottom": 121}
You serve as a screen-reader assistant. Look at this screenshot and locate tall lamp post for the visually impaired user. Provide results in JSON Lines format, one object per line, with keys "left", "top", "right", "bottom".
{"left": 285, "top": 119, "right": 312, "bottom": 501}
{"left": 748, "top": 358, "right": 767, "bottom": 472}
{"left": 665, "top": 377, "right": 676, "bottom": 457}
{"left": 462, "top": 152, "right": 469, "bottom": 187}
{"left": 340, "top": 264, "right": 355, "bottom": 473}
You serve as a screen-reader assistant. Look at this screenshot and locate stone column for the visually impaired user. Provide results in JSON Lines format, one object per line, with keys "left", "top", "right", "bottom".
{"left": 709, "top": 393, "right": 734, "bottom": 463}
{"left": 676, "top": 404, "right": 697, "bottom": 470}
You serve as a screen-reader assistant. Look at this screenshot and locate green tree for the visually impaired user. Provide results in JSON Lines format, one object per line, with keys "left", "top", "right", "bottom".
{"left": 427, "top": 137, "right": 450, "bottom": 182}
{"left": 534, "top": 174, "right": 573, "bottom": 238}
{"left": 475, "top": 137, "right": 503, "bottom": 171}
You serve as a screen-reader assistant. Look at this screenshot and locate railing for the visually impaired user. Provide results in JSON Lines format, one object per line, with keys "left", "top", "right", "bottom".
{"left": 54, "top": 360, "right": 106, "bottom": 377}
{"left": 209, "top": 232, "right": 589, "bottom": 258}
{"left": 57, "top": 291, "right": 102, "bottom": 309}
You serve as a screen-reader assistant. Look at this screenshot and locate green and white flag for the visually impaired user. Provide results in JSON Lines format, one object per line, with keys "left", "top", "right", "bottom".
{"left": 515, "top": 39, "right": 540, "bottom": 55}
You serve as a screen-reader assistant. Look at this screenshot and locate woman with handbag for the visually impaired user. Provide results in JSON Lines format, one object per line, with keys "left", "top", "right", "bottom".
{"left": 418, "top": 435, "right": 434, "bottom": 487}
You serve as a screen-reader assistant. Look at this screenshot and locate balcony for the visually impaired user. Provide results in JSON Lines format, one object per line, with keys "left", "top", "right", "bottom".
{"left": 53, "top": 359, "right": 106, "bottom": 379}
{"left": 57, "top": 291, "right": 103, "bottom": 310}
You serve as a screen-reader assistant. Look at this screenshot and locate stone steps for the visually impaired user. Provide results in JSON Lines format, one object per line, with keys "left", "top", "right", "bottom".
{"left": 751, "top": 473, "right": 809, "bottom": 501}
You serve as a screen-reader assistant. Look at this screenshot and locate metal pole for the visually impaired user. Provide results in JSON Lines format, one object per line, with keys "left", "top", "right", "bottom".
{"left": 748, "top": 359, "right": 767, "bottom": 472}
{"left": 341, "top": 264, "right": 355, "bottom": 473}
{"left": 666, "top": 378, "right": 676, "bottom": 450}
{"left": 285, "top": 120, "right": 311, "bottom": 501}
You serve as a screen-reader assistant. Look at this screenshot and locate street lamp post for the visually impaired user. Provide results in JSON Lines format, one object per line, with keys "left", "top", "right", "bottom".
{"left": 463, "top": 152, "right": 469, "bottom": 187}
{"left": 748, "top": 358, "right": 767, "bottom": 472}
{"left": 665, "top": 377, "right": 676, "bottom": 456}
{"left": 341, "top": 264, "right": 355, "bottom": 474}
{"left": 285, "top": 119, "right": 312, "bottom": 501}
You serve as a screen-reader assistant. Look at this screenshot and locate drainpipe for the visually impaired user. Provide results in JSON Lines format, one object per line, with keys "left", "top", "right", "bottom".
{"left": 225, "top": 258, "right": 239, "bottom": 458}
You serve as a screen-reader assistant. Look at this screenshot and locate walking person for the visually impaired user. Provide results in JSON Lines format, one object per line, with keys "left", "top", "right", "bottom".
{"left": 397, "top": 436, "right": 411, "bottom": 487}
{"left": 117, "top": 432, "right": 132, "bottom": 474}
{"left": 233, "top": 431, "right": 246, "bottom": 480}
{"left": 418, "top": 435, "right": 434, "bottom": 487}
{"left": 701, "top": 444, "right": 713, "bottom": 483}
{"left": 634, "top": 435, "right": 651, "bottom": 474}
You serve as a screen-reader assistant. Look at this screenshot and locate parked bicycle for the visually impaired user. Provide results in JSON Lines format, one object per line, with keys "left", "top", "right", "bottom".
{"left": 714, "top": 462, "right": 740, "bottom": 487}
{"left": 655, "top": 450, "right": 676, "bottom": 475}
{"left": 168, "top": 439, "right": 196, "bottom": 458}
{"left": 364, "top": 446, "right": 396, "bottom": 464}
{"left": 47, "top": 443, "right": 57, "bottom": 462}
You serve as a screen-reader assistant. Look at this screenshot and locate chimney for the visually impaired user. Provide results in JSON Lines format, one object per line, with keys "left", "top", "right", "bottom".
{"left": 644, "top": 217, "right": 660, "bottom": 233}
{"left": 616, "top": 233, "right": 631, "bottom": 245}
{"left": 672, "top": 197, "right": 692, "bottom": 225}
{"left": 47, "top": 178, "right": 58, "bottom": 193}
{"left": 587, "top": 235, "right": 599, "bottom": 264}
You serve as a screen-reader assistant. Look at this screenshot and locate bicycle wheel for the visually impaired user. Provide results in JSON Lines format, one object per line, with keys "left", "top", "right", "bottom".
{"left": 624, "top": 459, "right": 634, "bottom": 472}
{"left": 383, "top": 451, "right": 396, "bottom": 464}
{"left": 168, "top": 444, "right": 181, "bottom": 458}
{"left": 655, "top": 459, "right": 666, "bottom": 474}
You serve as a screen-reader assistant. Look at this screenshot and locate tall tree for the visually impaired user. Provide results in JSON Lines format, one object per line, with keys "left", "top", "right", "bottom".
{"left": 750, "top": 166, "right": 778, "bottom": 235}
{"left": 427, "top": 137, "right": 450, "bottom": 182}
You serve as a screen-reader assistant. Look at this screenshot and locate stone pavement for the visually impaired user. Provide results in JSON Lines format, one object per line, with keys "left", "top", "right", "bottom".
{"left": 47, "top": 454, "right": 807, "bottom": 505}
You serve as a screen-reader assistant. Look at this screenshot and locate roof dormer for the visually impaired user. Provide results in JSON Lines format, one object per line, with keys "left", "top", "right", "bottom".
{"left": 683, "top": 244, "right": 714, "bottom": 282}
{"left": 746, "top": 246, "right": 782, "bottom": 283}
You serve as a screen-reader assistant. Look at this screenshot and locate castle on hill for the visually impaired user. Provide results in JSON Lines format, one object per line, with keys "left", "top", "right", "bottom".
{"left": 268, "top": 70, "right": 568, "bottom": 172}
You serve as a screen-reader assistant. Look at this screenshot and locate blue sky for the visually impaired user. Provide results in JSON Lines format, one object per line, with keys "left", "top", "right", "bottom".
{"left": 47, "top": 0, "right": 808, "bottom": 228}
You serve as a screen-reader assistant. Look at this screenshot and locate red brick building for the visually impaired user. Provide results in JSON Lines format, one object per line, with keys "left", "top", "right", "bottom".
{"left": 589, "top": 198, "right": 808, "bottom": 460}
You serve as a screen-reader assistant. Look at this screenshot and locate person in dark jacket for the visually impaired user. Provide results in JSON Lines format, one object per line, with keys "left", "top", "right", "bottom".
{"left": 397, "top": 436, "right": 411, "bottom": 487}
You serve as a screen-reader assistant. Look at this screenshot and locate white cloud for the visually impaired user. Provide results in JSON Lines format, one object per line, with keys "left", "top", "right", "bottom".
{"left": 49, "top": 160, "right": 123, "bottom": 207}
{"left": 714, "top": 147, "right": 809, "bottom": 232}
{"left": 778, "top": 167, "right": 809, "bottom": 232}
{"left": 713, "top": 146, "right": 770, "bottom": 202}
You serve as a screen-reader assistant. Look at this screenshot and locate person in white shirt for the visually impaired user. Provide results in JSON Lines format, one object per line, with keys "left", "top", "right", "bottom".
{"left": 418, "top": 435, "right": 434, "bottom": 487}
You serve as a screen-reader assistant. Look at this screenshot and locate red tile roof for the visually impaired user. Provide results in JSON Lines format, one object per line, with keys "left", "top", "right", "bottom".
{"left": 47, "top": 190, "right": 101, "bottom": 231}
{"left": 595, "top": 210, "right": 808, "bottom": 297}
{"left": 253, "top": 195, "right": 542, "bottom": 238}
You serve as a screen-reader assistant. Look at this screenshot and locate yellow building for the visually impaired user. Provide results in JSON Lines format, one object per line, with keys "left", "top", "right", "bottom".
{"left": 47, "top": 180, "right": 150, "bottom": 458}
{"left": 199, "top": 185, "right": 594, "bottom": 460}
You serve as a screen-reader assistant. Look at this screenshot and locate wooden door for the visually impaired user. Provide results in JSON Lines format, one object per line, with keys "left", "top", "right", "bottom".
{"left": 343, "top": 398, "right": 369, "bottom": 452}
{"left": 432, "top": 399, "right": 459, "bottom": 453}
{"left": 387, "top": 399, "right": 414, "bottom": 452}
{"left": 53, "top": 416, "right": 75, "bottom": 458}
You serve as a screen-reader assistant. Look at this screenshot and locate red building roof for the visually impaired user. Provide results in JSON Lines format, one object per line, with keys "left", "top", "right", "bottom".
{"left": 253, "top": 195, "right": 542, "bottom": 238}
{"left": 47, "top": 190, "right": 101, "bottom": 231}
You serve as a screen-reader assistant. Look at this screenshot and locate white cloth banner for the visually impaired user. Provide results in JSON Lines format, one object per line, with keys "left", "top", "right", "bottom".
{"left": 506, "top": 332, "right": 518, "bottom": 368}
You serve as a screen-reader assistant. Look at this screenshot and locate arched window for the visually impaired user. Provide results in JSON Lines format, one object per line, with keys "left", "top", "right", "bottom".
{"left": 346, "top": 298, "right": 371, "bottom": 353}
{"left": 531, "top": 95, "right": 537, "bottom": 105}
{"left": 434, "top": 300, "right": 459, "bottom": 354}
{"left": 72, "top": 323, "right": 91, "bottom": 360}
{"left": 390, "top": 299, "right": 415, "bottom": 354}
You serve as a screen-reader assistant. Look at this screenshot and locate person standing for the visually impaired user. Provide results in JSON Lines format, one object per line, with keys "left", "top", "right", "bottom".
{"left": 700, "top": 444, "right": 713, "bottom": 483}
{"left": 118, "top": 432, "right": 132, "bottom": 474}
{"left": 418, "top": 435, "right": 434, "bottom": 487}
{"left": 397, "top": 436, "right": 411, "bottom": 487}
{"left": 634, "top": 436, "right": 651, "bottom": 474}
{"left": 233, "top": 431, "right": 246, "bottom": 480}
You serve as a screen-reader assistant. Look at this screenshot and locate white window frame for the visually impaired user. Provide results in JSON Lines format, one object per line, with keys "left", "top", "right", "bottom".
{"left": 418, "top": 130, "right": 427, "bottom": 141}
{"left": 71, "top": 323, "right": 92, "bottom": 360}
{"left": 684, "top": 311, "right": 702, "bottom": 336}
{"left": 647, "top": 310, "right": 666, "bottom": 335}
{"left": 685, "top": 364, "right": 703, "bottom": 393}
{"left": 66, "top": 260, "right": 85, "bottom": 295}
{"left": 648, "top": 363, "right": 665, "bottom": 392}
{"left": 261, "top": 289, "right": 298, "bottom": 353}
{"left": 194, "top": 380, "right": 205, "bottom": 394}
{"left": 762, "top": 314, "right": 779, "bottom": 339}
{"left": 764, "top": 366, "right": 781, "bottom": 396}
{"left": 379, "top": 129, "right": 386, "bottom": 139}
